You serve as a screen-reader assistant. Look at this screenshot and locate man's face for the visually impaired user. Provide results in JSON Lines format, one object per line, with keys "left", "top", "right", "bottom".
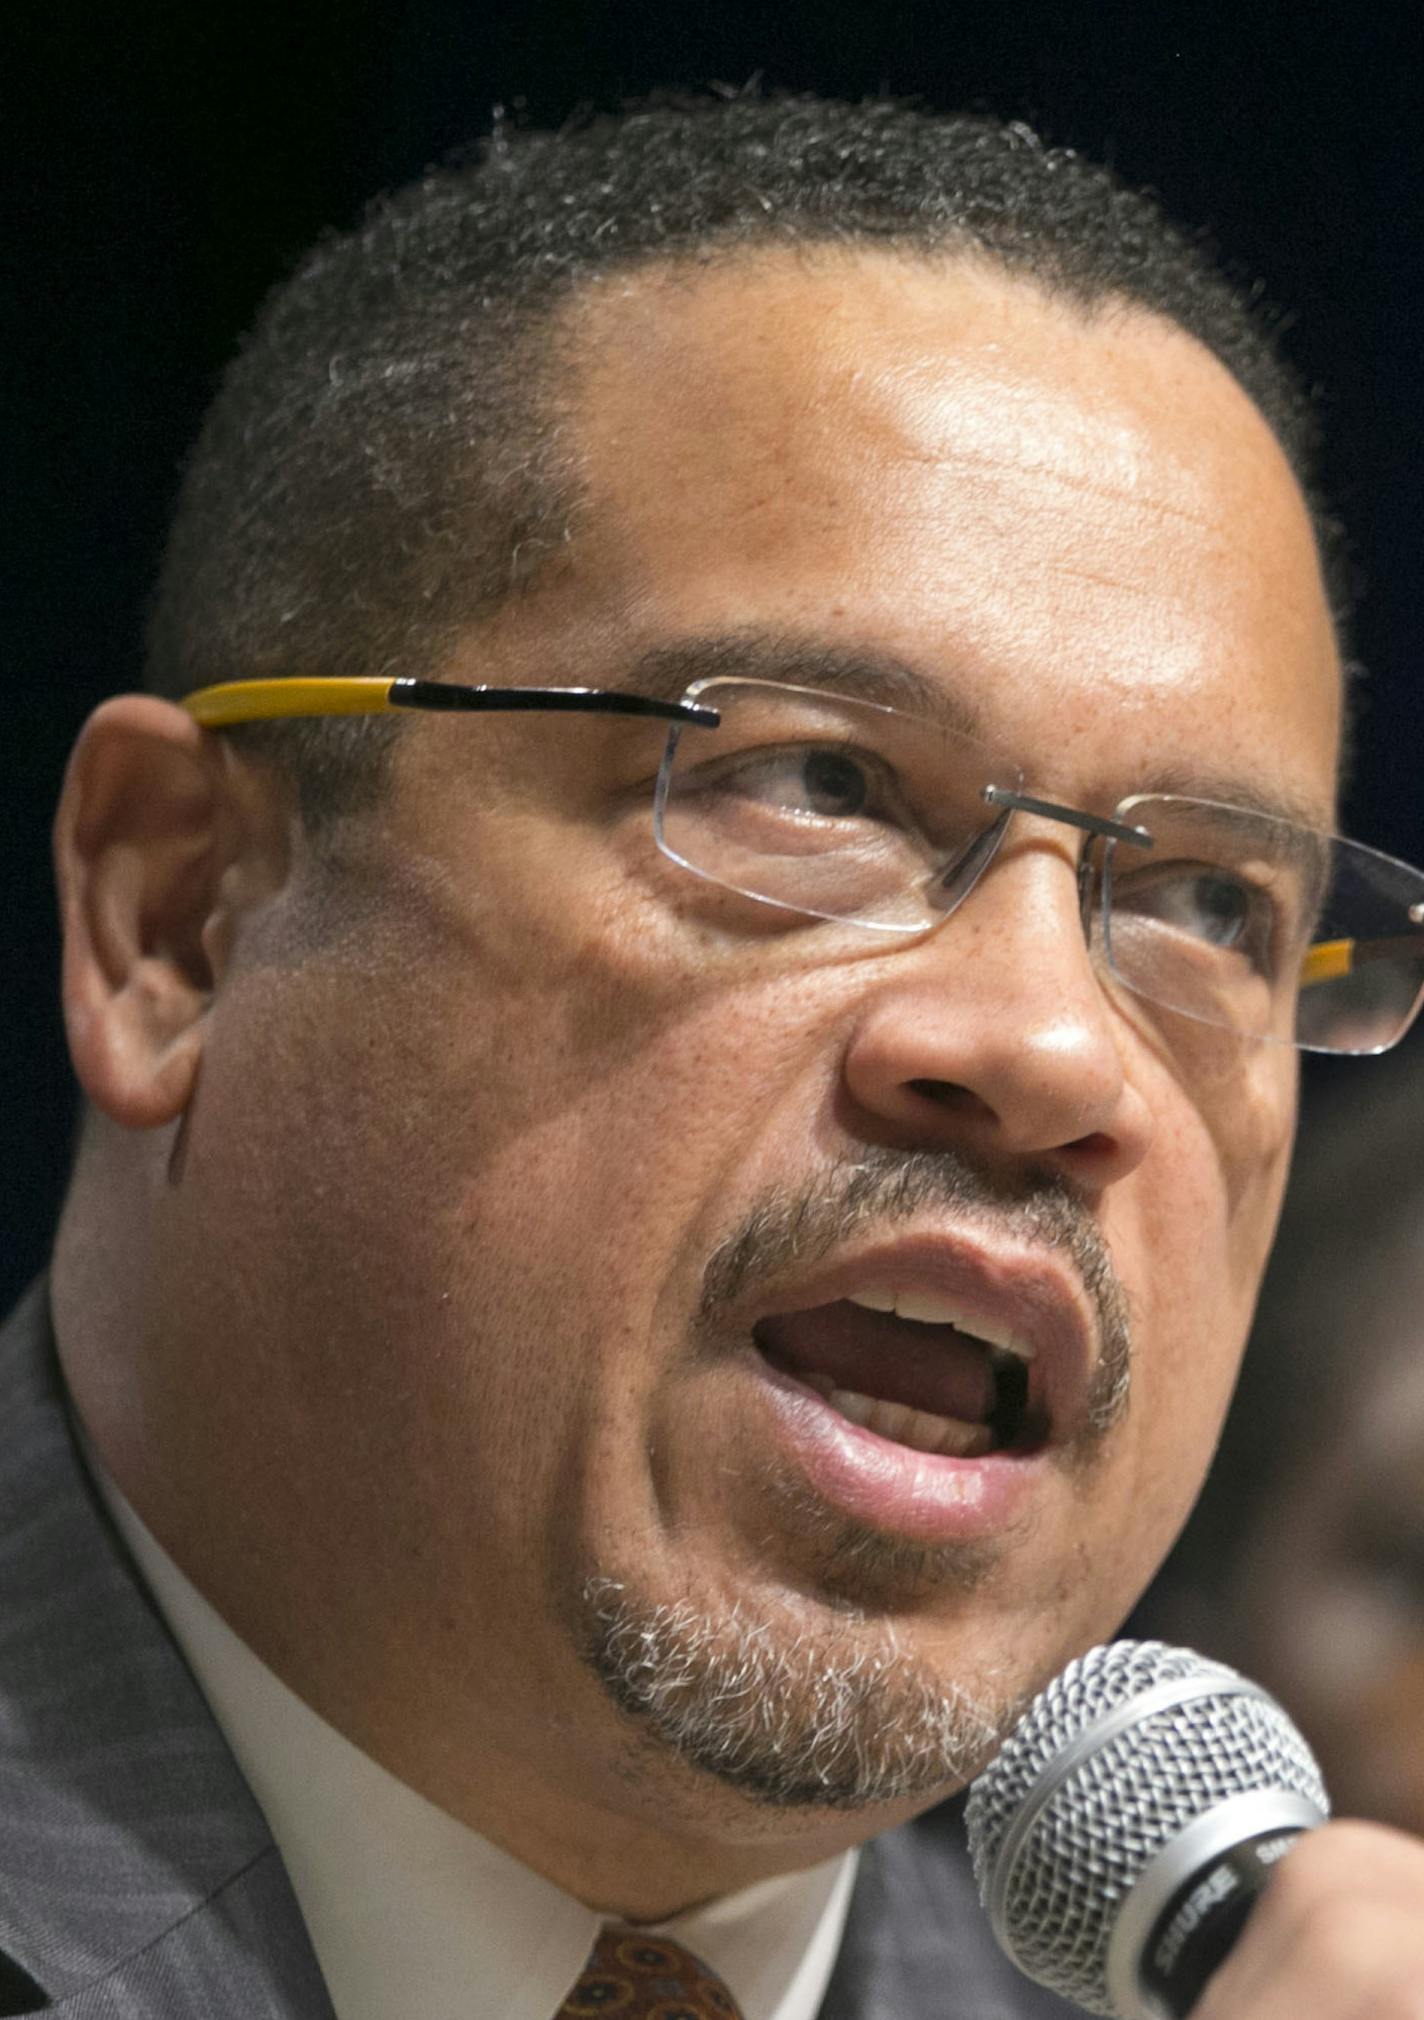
{"left": 139, "top": 252, "right": 1340, "bottom": 1882}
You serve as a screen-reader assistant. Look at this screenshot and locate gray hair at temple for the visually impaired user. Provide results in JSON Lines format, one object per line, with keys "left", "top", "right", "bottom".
{"left": 144, "top": 91, "right": 1345, "bottom": 824}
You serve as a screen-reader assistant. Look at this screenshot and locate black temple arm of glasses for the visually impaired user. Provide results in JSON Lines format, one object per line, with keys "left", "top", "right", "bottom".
{"left": 388, "top": 679, "right": 719, "bottom": 727}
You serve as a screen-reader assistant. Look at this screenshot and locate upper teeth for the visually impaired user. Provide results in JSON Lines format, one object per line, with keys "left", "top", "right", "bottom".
{"left": 845, "top": 1288, "right": 1035, "bottom": 1360}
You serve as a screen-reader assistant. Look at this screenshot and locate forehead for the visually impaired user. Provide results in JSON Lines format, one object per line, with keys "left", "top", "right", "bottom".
{"left": 497, "top": 250, "right": 1341, "bottom": 818}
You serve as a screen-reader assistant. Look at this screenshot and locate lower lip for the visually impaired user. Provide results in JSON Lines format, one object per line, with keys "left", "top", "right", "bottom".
{"left": 753, "top": 1353, "right": 1048, "bottom": 1543}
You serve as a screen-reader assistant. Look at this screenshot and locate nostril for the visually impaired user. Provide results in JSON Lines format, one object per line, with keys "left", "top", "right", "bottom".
{"left": 907, "top": 1078, "right": 982, "bottom": 1112}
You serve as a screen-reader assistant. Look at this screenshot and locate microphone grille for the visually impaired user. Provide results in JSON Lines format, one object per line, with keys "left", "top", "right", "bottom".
{"left": 965, "top": 1641, "right": 1328, "bottom": 2014}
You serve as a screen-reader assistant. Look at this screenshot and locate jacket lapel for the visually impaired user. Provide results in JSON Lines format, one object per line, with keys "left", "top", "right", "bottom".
{"left": 816, "top": 1797, "right": 1089, "bottom": 2019}
{"left": 0, "top": 1283, "right": 333, "bottom": 2019}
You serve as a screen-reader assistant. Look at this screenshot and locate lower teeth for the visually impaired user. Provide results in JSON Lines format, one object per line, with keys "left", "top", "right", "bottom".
{"left": 809, "top": 1377, "right": 994, "bottom": 1457}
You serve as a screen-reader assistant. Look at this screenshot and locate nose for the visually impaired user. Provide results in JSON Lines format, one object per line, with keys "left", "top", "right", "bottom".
{"left": 840, "top": 832, "right": 1154, "bottom": 1189}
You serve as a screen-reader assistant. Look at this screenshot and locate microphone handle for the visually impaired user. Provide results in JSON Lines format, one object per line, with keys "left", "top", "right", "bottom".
{"left": 1137, "top": 1824, "right": 1310, "bottom": 2018}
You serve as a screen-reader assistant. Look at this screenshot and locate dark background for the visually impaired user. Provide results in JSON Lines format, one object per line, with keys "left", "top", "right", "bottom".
{"left": 6, "top": 2, "right": 1421, "bottom": 1308}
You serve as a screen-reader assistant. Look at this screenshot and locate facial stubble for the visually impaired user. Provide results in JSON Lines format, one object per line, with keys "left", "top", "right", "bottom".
{"left": 573, "top": 1147, "right": 1132, "bottom": 1812}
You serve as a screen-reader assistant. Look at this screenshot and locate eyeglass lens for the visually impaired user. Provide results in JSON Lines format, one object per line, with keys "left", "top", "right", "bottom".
{"left": 653, "top": 679, "right": 1424, "bottom": 1057}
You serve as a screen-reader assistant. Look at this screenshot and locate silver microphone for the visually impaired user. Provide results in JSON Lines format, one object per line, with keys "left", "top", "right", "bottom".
{"left": 965, "top": 1640, "right": 1330, "bottom": 2019}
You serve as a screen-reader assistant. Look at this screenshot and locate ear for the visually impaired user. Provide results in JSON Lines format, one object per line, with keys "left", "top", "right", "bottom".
{"left": 54, "top": 694, "right": 284, "bottom": 1130}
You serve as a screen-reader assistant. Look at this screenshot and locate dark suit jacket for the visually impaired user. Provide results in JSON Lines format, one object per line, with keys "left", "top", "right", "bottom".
{"left": 0, "top": 1283, "right": 1084, "bottom": 2018}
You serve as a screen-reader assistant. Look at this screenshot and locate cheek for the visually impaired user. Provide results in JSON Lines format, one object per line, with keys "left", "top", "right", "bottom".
{"left": 442, "top": 956, "right": 836, "bottom": 1286}
{"left": 1097, "top": 1054, "right": 1295, "bottom": 1566}
{"left": 1217, "top": 1039, "right": 1300, "bottom": 1228}
{"left": 338, "top": 871, "right": 845, "bottom": 1323}
{"left": 1134, "top": 1027, "right": 1295, "bottom": 1325}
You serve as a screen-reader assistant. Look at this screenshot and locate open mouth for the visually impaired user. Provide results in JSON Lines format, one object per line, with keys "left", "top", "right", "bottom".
{"left": 753, "top": 1289, "right": 1046, "bottom": 1459}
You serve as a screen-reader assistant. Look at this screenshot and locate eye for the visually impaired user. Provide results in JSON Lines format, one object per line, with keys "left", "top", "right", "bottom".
{"left": 698, "top": 742, "right": 905, "bottom": 825}
{"left": 1168, "top": 872, "right": 1253, "bottom": 948}
{"left": 1116, "top": 864, "right": 1271, "bottom": 957}
{"left": 795, "top": 749, "right": 872, "bottom": 817}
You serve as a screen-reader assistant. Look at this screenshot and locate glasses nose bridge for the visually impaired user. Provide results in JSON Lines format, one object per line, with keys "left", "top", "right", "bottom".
{"left": 953, "top": 784, "right": 1152, "bottom": 936}
{"left": 981, "top": 783, "right": 1153, "bottom": 853}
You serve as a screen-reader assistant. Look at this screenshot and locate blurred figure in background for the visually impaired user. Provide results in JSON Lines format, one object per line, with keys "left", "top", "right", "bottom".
{"left": 1148, "top": 1042, "right": 1424, "bottom": 1837}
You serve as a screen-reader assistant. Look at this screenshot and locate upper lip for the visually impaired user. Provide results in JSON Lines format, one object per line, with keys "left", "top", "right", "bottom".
{"left": 733, "top": 1227, "right": 1102, "bottom": 1438}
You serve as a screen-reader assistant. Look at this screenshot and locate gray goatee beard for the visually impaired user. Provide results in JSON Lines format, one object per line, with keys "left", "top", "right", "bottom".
{"left": 579, "top": 1574, "right": 1021, "bottom": 1811}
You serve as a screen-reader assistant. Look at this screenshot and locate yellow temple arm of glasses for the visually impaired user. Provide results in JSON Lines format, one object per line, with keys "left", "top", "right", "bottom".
{"left": 168, "top": 702, "right": 1424, "bottom": 994}
{"left": 1300, "top": 935, "right": 1424, "bottom": 987}
{"left": 181, "top": 678, "right": 399, "bottom": 727}
{"left": 1301, "top": 939, "right": 1353, "bottom": 987}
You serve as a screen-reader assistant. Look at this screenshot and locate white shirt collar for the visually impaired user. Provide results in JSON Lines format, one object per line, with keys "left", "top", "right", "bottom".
{"left": 89, "top": 1455, "right": 858, "bottom": 2020}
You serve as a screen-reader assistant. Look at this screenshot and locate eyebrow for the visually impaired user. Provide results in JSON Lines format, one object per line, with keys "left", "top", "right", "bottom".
{"left": 1129, "top": 764, "right": 1338, "bottom": 837}
{"left": 1137, "top": 794, "right": 1334, "bottom": 914}
{"left": 618, "top": 633, "right": 992, "bottom": 741}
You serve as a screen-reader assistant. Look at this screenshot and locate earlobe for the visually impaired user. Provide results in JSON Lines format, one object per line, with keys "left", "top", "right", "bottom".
{"left": 55, "top": 695, "right": 245, "bottom": 1131}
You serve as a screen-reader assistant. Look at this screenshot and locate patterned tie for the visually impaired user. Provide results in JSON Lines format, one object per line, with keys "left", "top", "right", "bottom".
{"left": 557, "top": 1926, "right": 745, "bottom": 2019}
